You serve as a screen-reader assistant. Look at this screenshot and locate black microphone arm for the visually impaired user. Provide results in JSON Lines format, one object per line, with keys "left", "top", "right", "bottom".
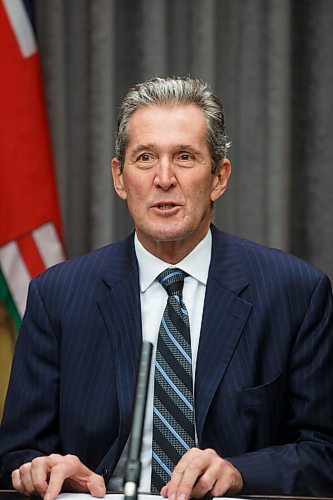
{"left": 124, "top": 340, "right": 153, "bottom": 500}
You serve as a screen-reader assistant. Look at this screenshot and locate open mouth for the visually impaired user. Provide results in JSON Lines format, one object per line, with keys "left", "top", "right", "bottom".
{"left": 157, "top": 203, "right": 176, "bottom": 210}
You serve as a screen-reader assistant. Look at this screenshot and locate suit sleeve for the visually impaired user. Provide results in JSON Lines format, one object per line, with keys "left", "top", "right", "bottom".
{"left": 0, "top": 278, "right": 61, "bottom": 487}
{"left": 228, "top": 274, "right": 333, "bottom": 495}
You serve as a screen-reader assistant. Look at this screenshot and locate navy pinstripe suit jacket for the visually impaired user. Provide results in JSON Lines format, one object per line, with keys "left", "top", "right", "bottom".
{"left": 1, "top": 225, "right": 333, "bottom": 495}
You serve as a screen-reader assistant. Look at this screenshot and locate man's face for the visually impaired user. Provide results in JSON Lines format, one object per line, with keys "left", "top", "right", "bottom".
{"left": 112, "top": 104, "right": 231, "bottom": 261}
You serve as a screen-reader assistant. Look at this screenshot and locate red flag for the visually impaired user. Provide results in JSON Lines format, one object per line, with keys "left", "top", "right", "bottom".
{"left": 0, "top": 0, "right": 65, "bottom": 416}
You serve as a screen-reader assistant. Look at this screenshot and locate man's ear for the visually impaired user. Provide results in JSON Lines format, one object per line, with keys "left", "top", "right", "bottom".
{"left": 211, "top": 159, "right": 232, "bottom": 202}
{"left": 111, "top": 157, "right": 127, "bottom": 200}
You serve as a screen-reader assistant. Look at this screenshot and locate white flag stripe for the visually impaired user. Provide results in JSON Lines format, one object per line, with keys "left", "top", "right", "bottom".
{"left": 2, "top": 0, "right": 37, "bottom": 58}
{"left": 33, "top": 223, "right": 65, "bottom": 268}
{"left": 0, "top": 241, "right": 31, "bottom": 317}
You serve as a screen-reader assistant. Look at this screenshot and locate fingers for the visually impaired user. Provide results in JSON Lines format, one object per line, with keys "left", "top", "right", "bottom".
{"left": 86, "top": 474, "right": 107, "bottom": 498}
{"left": 45, "top": 455, "right": 105, "bottom": 500}
{"left": 191, "top": 456, "right": 242, "bottom": 498}
{"left": 161, "top": 448, "right": 243, "bottom": 500}
{"left": 209, "top": 459, "right": 243, "bottom": 497}
{"left": 12, "top": 464, "right": 34, "bottom": 496}
{"left": 11, "top": 454, "right": 106, "bottom": 500}
{"left": 30, "top": 456, "right": 53, "bottom": 495}
{"left": 12, "top": 454, "right": 63, "bottom": 497}
{"left": 161, "top": 448, "right": 203, "bottom": 499}
{"left": 45, "top": 454, "right": 84, "bottom": 500}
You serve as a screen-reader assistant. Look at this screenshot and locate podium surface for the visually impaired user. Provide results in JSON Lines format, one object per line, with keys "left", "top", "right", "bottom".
{"left": 1, "top": 492, "right": 333, "bottom": 500}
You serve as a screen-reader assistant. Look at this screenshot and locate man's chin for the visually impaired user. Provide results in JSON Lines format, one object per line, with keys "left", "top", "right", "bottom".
{"left": 137, "top": 226, "right": 190, "bottom": 245}
{"left": 136, "top": 224, "right": 209, "bottom": 262}
{"left": 151, "top": 228, "right": 190, "bottom": 243}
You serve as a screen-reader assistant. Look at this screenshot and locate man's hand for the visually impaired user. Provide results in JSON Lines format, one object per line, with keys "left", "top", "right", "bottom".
{"left": 160, "top": 448, "right": 243, "bottom": 499}
{"left": 11, "top": 454, "right": 106, "bottom": 500}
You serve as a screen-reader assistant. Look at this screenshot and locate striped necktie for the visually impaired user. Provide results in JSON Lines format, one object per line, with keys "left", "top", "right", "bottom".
{"left": 151, "top": 268, "right": 195, "bottom": 493}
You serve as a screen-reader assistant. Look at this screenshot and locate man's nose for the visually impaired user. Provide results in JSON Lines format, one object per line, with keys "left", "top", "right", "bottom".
{"left": 153, "top": 158, "right": 177, "bottom": 190}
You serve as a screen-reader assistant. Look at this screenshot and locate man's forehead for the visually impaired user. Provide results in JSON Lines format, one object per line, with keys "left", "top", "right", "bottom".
{"left": 126, "top": 103, "right": 206, "bottom": 137}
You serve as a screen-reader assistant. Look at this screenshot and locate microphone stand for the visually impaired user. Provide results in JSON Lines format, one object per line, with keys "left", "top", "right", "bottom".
{"left": 124, "top": 341, "right": 153, "bottom": 500}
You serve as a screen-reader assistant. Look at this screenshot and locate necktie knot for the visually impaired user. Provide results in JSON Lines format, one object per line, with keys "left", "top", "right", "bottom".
{"left": 157, "top": 268, "right": 186, "bottom": 296}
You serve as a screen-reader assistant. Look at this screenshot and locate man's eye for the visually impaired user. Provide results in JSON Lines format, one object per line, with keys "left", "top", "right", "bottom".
{"left": 178, "top": 153, "right": 192, "bottom": 161}
{"left": 139, "top": 153, "right": 151, "bottom": 161}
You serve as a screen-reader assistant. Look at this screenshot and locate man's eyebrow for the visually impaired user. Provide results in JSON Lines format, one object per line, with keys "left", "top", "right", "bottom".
{"left": 128, "top": 143, "right": 203, "bottom": 158}
{"left": 177, "top": 144, "right": 199, "bottom": 151}
{"left": 177, "top": 144, "right": 203, "bottom": 156}
{"left": 129, "top": 144, "right": 155, "bottom": 157}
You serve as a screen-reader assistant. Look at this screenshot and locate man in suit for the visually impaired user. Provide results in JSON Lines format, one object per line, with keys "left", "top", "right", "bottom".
{"left": 1, "top": 77, "right": 333, "bottom": 499}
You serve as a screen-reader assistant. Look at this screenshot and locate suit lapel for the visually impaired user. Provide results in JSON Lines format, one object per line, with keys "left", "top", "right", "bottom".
{"left": 97, "top": 235, "right": 142, "bottom": 441}
{"left": 195, "top": 227, "right": 252, "bottom": 439}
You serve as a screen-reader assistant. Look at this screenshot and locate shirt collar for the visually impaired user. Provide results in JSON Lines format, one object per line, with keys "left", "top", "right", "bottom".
{"left": 134, "top": 229, "right": 212, "bottom": 292}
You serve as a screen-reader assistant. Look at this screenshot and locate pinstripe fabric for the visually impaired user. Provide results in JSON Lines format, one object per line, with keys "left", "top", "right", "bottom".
{"left": 151, "top": 269, "right": 195, "bottom": 492}
{"left": 0, "top": 226, "right": 333, "bottom": 495}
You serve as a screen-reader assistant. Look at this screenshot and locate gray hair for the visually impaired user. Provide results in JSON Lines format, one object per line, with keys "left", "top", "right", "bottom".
{"left": 115, "top": 76, "right": 230, "bottom": 173}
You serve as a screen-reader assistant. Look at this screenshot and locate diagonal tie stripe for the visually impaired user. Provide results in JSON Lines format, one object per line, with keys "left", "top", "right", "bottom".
{"left": 157, "top": 336, "right": 193, "bottom": 392}
{"left": 153, "top": 407, "right": 191, "bottom": 450}
{"left": 161, "top": 316, "right": 191, "bottom": 364}
{"left": 151, "top": 268, "right": 195, "bottom": 493}
{"left": 154, "top": 398, "right": 195, "bottom": 441}
{"left": 155, "top": 361, "right": 193, "bottom": 410}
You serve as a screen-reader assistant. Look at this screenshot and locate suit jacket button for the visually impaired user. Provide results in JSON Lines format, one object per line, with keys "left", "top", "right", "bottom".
{"left": 101, "top": 468, "right": 108, "bottom": 481}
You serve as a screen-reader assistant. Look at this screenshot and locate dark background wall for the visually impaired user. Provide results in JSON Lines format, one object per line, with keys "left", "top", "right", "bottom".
{"left": 34, "top": 0, "right": 333, "bottom": 280}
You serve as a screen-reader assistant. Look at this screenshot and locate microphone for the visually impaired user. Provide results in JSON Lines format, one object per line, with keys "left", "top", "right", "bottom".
{"left": 123, "top": 340, "right": 153, "bottom": 500}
